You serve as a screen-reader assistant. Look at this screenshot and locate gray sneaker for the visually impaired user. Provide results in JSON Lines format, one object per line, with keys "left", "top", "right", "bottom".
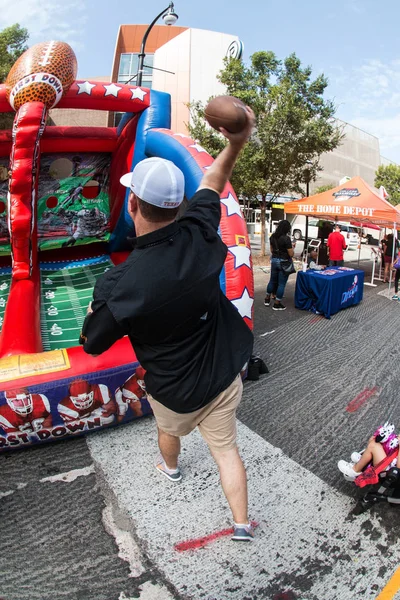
{"left": 232, "top": 524, "right": 255, "bottom": 542}
{"left": 155, "top": 460, "right": 182, "bottom": 482}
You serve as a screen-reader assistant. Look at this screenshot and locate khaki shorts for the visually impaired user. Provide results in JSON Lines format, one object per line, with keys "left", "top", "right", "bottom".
{"left": 147, "top": 374, "right": 243, "bottom": 452}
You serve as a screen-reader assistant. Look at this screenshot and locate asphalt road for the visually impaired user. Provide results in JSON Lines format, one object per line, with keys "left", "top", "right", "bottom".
{"left": 1, "top": 254, "right": 400, "bottom": 600}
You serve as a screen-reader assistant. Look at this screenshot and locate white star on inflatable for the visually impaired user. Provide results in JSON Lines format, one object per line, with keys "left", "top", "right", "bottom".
{"left": 220, "top": 192, "right": 242, "bottom": 217}
{"left": 203, "top": 165, "right": 212, "bottom": 170}
{"left": 228, "top": 245, "right": 251, "bottom": 269}
{"left": 131, "top": 87, "right": 147, "bottom": 101}
{"left": 104, "top": 83, "right": 122, "bottom": 97}
{"left": 77, "top": 81, "right": 96, "bottom": 95}
{"left": 231, "top": 288, "right": 254, "bottom": 319}
{"left": 174, "top": 133, "right": 190, "bottom": 138}
{"left": 189, "top": 143, "right": 209, "bottom": 154}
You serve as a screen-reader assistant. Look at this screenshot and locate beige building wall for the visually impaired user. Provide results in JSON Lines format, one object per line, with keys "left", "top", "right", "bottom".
{"left": 152, "top": 29, "right": 191, "bottom": 133}
{"left": 313, "top": 120, "right": 381, "bottom": 192}
{"left": 188, "top": 29, "right": 239, "bottom": 104}
{"left": 153, "top": 28, "right": 240, "bottom": 134}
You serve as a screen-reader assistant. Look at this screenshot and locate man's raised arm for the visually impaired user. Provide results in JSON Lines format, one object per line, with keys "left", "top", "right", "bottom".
{"left": 198, "top": 106, "right": 255, "bottom": 194}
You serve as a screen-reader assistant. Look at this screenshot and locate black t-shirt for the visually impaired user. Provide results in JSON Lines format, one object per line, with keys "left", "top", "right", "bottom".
{"left": 81, "top": 188, "right": 254, "bottom": 413}
{"left": 270, "top": 234, "right": 292, "bottom": 259}
{"left": 383, "top": 238, "right": 398, "bottom": 257}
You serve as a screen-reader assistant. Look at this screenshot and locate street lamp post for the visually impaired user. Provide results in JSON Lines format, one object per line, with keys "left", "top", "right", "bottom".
{"left": 136, "top": 2, "right": 179, "bottom": 87}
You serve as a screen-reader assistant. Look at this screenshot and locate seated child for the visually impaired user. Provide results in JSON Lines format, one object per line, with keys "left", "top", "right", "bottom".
{"left": 307, "top": 247, "right": 324, "bottom": 270}
{"left": 338, "top": 422, "right": 399, "bottom": 481}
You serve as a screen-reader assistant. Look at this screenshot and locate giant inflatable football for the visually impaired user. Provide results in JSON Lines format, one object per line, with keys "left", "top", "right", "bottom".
{"left": 0, "top": 41, "right": 254, "bottom": 451}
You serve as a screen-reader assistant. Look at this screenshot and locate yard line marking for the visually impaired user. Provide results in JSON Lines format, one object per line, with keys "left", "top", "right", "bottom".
{"left": 376, "top": 566, "right": 400, "bottom": 600}
{"left": 260, "top": 329, "right": 275, "bottom": 337}
{"left": 40, "top": 464, "right": 95, "bottom": 483}
{"left": 174, "top": 521, "right": 258, "bottom": 552}
{"left": 346, "top": 387, "right": 379, "bottom": 413}
{"left": 0, "top": 490, "right": 14, "bottom": 499}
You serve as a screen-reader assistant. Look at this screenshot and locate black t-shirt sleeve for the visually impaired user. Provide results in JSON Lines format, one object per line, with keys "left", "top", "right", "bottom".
{"left": 80, "top": 302, "right": 125, "bottom": 355}
{"left": 180, "top": 188, "right": 221, "bottom": 231}
{"left": 281, "top": 235, "right": 292, "bottom": 251}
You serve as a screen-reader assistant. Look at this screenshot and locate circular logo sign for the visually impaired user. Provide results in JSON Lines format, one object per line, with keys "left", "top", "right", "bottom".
{"left": 226, "top": 40, "right": 243, "bottom": 60}
{"left": 332, "top": 188, "right": 361, "bottom": 202}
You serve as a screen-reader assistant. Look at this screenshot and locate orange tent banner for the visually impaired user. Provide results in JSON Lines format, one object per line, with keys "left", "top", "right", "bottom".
{"left": 284, "top": 176, "right": 400, "bottom": 227}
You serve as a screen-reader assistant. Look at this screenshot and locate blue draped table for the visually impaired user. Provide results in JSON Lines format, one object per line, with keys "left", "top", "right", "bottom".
{"left": 295, "top": 268, "right": 364, "bottom": 319}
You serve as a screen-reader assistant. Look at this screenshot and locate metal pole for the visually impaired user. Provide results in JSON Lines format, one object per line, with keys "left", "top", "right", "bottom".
{"left": 303, "top": 179, "right": 310, "bottom": 260}
{"left": 137, "top": 3, "right": 173, "bottom": 87}
{"left": 389, "top": 223, "right": 396, "bottom": 295}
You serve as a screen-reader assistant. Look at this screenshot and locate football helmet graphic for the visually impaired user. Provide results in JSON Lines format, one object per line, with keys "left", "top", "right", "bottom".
{"left": 68, "top": 379, "right": 94, "bottom": 410}
{"left": 375, "top": 421, "right": 395, "bottom": 444}
{"left": 5, "top": 389, "right": 33, "bottom": 415}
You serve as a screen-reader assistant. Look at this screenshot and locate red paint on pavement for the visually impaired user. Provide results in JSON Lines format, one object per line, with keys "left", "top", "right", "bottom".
{"left": 174, "top": 521, "right": 259, "bottom": 552}
{"left": 309, "top": 316, "right": 324, "bottom": 324}
{"left": 273, "top": 592, "right": 297, "bottom": 600}
{"left": 346, "top": 387, "right": 379, "bottom": 413}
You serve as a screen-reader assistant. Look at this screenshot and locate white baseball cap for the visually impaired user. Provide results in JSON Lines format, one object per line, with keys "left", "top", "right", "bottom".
{"left": 120, "top": 157, "right": 185, "bottom": 208}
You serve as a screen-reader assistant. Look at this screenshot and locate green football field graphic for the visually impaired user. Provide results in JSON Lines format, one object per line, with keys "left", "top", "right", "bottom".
{"left": 0, "top": 270, "right": 11, "bottom": 333}
{"left": 40, "top": 256, "right": 114, "bottom": 351}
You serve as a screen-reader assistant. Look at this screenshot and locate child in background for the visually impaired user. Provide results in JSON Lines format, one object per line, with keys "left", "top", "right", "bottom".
{"left": 307, "top": 247, "right": 325, "bottom": 270}
{"left": 338, "top": 422, "right": 399, "bottom": 481}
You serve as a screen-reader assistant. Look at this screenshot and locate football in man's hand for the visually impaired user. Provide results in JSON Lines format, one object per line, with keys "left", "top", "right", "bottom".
{"left": 204, "top": 95, "right": 248, "bottom": 134}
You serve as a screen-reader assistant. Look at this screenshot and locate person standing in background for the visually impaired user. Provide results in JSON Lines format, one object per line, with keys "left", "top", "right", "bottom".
{"left": 382, "top": 233, "right": 395, "bottom": 283}
{"left": 327, "top": 224, "right": 346, "bottom": 266}
{"left": 264, "top": 219, "right": 295, "bottom": 311}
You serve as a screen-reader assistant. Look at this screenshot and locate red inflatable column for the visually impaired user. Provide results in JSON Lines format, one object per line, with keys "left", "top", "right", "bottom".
{"left": 8, "top": 101, "right": 46, "bottom": 279}
{"left": 0, "top": 102, "right": 46, "bottom": 356}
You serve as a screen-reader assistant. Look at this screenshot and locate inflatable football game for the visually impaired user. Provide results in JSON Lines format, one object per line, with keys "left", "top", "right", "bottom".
{"left": 0, "top": 41, "right": 254, "bottom": 451}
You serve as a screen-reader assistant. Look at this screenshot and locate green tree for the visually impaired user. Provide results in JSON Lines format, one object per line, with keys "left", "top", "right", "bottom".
{"left": 0, "top": 24, "right": 29, "bottom": 130}
{"left": 187, "top": 51, "right": 343, "bottom": 255}
{"left": 314, "top": 184, "right": 336, "bottom": 194}
{"left": 375, "top": 164, "right": 400, "bottom": 206}
{"left": 0, "top": 24, "right": 29, "bottom": 82}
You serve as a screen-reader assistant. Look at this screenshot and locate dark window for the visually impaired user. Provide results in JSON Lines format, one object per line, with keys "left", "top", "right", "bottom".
{"left": 117, "top": 53, "right": 154, "bottom": 87}
{"left": 113, "top": 112, "right": 124, "bottom": 127}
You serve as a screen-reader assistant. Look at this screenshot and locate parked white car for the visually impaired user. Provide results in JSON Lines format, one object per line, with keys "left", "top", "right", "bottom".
{"left": 290, "top": 216, "right": 320, "bottom": 241}
{"left": 289, "top": 216, "right": 359, "bottom": 248}
{"left": 338, "top": 223, "right": 359, "bottom": 248}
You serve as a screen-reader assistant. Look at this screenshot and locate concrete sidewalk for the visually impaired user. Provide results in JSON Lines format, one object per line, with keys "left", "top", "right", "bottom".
{"left": 88, "top": 418, "right": 397, "bottom": 600}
